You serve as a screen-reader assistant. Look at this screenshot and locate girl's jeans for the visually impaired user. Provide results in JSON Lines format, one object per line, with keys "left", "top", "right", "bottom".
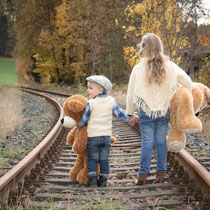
{"left": 138, "top": 109, "right": 170, "bottom": 176}
{"left": 87, "top": 136, "right": 111, "bottom": 177}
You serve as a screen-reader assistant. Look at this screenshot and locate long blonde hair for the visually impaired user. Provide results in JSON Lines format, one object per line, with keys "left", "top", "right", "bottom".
{"left": 138, "top": 33, "right": 168, "bottom": 85}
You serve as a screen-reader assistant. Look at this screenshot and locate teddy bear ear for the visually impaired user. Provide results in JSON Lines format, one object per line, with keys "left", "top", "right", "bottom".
{"left": 68, "top": 100, "right": 85, "bottom": 112}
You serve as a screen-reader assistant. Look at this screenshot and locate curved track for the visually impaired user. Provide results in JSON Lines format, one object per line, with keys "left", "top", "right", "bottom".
{"left": 0, "top": 87, "right": 209, "bottom": 209}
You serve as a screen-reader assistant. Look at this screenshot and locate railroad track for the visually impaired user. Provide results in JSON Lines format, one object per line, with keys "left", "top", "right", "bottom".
{"left": 0, "top": 87, "right": 209, "bottom": 209}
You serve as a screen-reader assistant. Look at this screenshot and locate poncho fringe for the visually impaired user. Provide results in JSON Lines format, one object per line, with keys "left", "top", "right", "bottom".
{"left": 134, "top": 82, "right": 181, "bottom": 119}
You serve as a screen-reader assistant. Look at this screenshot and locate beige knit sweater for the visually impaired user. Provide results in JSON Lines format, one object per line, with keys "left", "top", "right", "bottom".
{"left": 126, "top": 58, "right": 192, "bottom": 118}
{"left": 87, "top": 96, "right": 115, "bottom": 137}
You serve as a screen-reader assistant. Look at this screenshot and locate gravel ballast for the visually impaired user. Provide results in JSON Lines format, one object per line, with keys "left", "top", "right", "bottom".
{"left": 0, "top": 92, "right": 58, "bottom": 177}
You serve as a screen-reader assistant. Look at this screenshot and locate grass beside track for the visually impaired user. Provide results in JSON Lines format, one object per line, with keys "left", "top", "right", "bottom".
{"left": 0, "top": 58, "right": 17, "bottom": 84}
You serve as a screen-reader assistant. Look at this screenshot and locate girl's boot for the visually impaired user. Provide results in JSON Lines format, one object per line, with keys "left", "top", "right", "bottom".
{"left": 153, "top": 172, "right": 166, "bottom": 183}
{"left": 135, "top": 174, "right": 149, "bottom": 185}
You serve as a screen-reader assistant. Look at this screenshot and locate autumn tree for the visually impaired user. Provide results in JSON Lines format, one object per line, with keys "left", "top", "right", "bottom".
{"left": 55, "top": 0, "right": 130, "bottom": 85}
{"left": 84, "top": 0, "right": 130, "bottom": 83}
{"left": 33, "top": 0, "right": 129, "bottom": 85}
{"left": 123, "top": 0, "right": 191, "bottom": 68}
{"left": 14, "top": 0, "right": 60, "bottom": 83}
{"left": 122, "top": 0, "right": 207, "bottom": 73}
{"left": 176, "top": 0, "right": 209, "bottom": 77}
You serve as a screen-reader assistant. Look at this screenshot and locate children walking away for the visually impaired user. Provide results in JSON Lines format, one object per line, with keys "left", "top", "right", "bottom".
{"left": 77, "top": 75, "right": 136, "bottom": 187}
{"left": 126, "top": 33, "right": 192, "bottom": 185}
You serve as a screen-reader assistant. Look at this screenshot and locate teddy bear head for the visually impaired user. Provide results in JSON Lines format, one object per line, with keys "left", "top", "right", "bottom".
{"left": 192, "top": 82, "right": 210, "bottom": 114}
{"left": 62, "top": 94, "right": 88, "bottom": 128}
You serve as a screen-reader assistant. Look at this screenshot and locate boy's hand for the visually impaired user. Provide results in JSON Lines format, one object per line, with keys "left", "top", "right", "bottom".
{"left": 128, "top": 115, "right": 138, "bottom": 127}
{"left": 76, "top": 124, "right": 82, "bottom": 129}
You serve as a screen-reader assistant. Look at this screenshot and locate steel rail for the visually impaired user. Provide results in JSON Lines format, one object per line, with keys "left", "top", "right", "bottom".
{"left": 20, "top": 86, "right": 71, "bottom": 97}
{"left": 0, "top": 89, "right": 64, "bottom": 204}
{"left": 175, "top": 149, "right": 210, "bottom": 196}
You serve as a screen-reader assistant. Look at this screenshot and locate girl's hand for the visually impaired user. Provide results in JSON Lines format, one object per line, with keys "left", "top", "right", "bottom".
{"left": 128, "top": 115, "right": 138, "bottom": 127}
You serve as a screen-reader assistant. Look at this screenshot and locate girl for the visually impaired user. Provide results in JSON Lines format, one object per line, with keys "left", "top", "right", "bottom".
{"left": 126, "top": 33, "right": 192, "bottom": 184}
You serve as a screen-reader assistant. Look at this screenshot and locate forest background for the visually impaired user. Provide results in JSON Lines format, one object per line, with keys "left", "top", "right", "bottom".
{"left": 0, "top": 0, "right": 209, "bottom": 88}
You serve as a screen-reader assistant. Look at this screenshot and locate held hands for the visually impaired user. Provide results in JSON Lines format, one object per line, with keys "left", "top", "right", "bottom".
{"left": 128, "top": 115, "right": 139, "bottom": 127}
{"left": 76, "top": 124, "right": 82, "bottom": 129}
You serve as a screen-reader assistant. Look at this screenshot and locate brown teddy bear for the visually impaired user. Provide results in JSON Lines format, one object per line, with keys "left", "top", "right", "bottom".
{"left": 167, "top": 82, "right": 210, "bottom": 152}
{"left": 62, "top": 94, "right": 116, "bottom": 185}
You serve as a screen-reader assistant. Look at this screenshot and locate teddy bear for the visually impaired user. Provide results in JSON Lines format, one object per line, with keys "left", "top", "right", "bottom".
{"left": 61, "top": 94, "right": 116, "bottom": 185}
{"left": 167, "top": 82, "right": 210, "bottom": 152}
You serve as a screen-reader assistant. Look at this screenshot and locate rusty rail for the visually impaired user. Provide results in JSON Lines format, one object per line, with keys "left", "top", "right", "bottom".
{"left": 20, "top": 86, "right": 71, "bottom": 97}
{"left": 0, "top": 89, "right": 64, "bottom": 205}
{"left": 175, "top": 149, "right": 210, "bottom": 197}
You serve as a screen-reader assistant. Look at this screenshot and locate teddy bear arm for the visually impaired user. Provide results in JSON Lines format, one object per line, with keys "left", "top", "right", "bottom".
{"left": 72, "top": 127, "right": 87, "bottom": 154}
{"left": 67, "top": 126, "right": 77, "bottom": 146}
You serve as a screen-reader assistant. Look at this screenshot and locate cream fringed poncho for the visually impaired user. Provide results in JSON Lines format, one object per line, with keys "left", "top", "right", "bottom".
{"left": 126, "top": 58, "right": 192, "bottom": 118}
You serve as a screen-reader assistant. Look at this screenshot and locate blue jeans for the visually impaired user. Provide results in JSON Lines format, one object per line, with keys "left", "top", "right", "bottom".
{"left": 87, "top": 136, "right": 111, "bottom": 177}
{"left": 138, "top": 109, "right": 170, "bottom": 176}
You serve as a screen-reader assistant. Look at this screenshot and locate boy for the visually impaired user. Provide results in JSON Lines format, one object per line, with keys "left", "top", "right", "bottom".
{"left": 77, "top": 75, "right": 136, "bottom": 187}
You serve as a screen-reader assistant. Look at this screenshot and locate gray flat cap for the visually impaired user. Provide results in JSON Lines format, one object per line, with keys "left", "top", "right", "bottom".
{"left": 86, "top": 75, "right": 112, "bottom": 91}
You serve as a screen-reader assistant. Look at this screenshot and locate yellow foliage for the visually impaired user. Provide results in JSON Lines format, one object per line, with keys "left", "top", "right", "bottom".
{"left": 126, "top": 26, "right": 136, "bottom": 32}
{"left": 55, "top": 0, "right": 72, "bottom": 37}
{"left": 24, "top": 74, "right": 31, "bottom": 81}
{"left": 198, "top": 34, "right": 210, "bottom": 46}
{"left": 123, "top": 0, "right": 190, "bottom": 67}
{"left": 33, "top": 56, "right": 57, "bottom": 83}
{"left": 123, "top": 46, "right": 141, "bottom": 67}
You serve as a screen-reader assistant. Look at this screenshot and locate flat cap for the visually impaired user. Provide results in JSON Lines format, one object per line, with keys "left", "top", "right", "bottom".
{"left": 86, "top": 75, "right": 112, "bottom": 91}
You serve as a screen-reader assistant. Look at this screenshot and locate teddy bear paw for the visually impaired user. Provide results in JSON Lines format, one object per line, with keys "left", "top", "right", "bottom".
{"left": 178, "top": 116, "right": 202, "bottom": 133}
{"left": 167, "top": 141, "right": 185, "bottom": 153}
